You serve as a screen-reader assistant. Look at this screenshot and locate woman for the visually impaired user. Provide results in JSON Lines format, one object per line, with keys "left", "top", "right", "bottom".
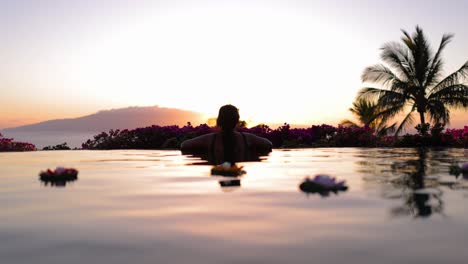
{"left": 180, "top": 105, "right": 272, "bottom": 164}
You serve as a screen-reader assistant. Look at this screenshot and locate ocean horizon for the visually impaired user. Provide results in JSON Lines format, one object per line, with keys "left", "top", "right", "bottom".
{"left": 0, "top": 131, "right": 97, "bottom": 149}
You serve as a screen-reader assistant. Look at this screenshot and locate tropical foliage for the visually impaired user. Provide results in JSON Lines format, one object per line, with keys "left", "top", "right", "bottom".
{"left": 0, "top": 132, "right": 36, "bottom": 152}
{"left": 81, "top": 123, "right": 467, "bottom": 150}
{"left": 359, "top": 26, "right": 468, "bottom": 135}
{"left": 42, "top": 142, "right": 71, "bottom": 150}
{"left": 340, "top": 98, "right": 396, "bottom": 136}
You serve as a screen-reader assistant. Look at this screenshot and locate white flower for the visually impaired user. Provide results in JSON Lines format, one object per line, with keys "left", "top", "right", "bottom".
{"left": 308, "top": 174, "right": 345, "bottom": 188}
{"left": 221, "top": 162, "right": 232, "bottom": 170}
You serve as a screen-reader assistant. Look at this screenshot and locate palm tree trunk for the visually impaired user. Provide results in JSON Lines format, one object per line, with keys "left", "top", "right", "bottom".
{"left": 419, "top": 111, "right": 425, "bottom": 126}
{"left": 418, "top": 111, "right": 429, "bottom": 136}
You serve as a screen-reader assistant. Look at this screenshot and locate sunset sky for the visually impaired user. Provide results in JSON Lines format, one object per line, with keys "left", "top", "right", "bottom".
{"left": 1, "top": 0, "right": 467, "bottom": 129}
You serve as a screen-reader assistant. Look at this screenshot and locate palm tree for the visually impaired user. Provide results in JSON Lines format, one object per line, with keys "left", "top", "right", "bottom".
{"left": 340, "top": 98, "right": 396, "bottom": 136}
{"left": 359, "top": 26, "right": 468, "bottom": 135}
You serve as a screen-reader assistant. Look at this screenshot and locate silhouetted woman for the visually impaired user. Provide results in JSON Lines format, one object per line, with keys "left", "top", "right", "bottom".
{"left": 180, "top": 105, "right": 272, "bottom": 164}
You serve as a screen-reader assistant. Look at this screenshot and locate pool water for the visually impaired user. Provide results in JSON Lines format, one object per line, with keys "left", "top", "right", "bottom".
{"left": 1, "top": 148, "right": 467, "bottom": 264}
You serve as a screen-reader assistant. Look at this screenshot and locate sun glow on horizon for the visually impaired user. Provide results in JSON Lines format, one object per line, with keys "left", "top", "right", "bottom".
{"left": 56, "top": 3, "right": 370, "bottom": 126}
{"left": 1, "top": 0, "right": 468, "bottom": 129}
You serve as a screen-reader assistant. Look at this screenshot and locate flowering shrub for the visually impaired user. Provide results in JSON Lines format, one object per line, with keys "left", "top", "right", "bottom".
{"left": 42, "top": 142, "right": 71, "bottom": 150}
{"left": 334, "top": 125, "right": 377, "bottom": 147}
{"left": 81, "top": 123, "right": 468, "bottom": 150}
{"left": 0, "top": 133, "right": 36, "bottom": 152}
{"left": 441, "top": 126, "right": 468, "bottom": 147}
{"left": 394, "top": 125, "right": 468, "bottom": 148}
{"left": 82, "top": 124, "right": 213, "bottom": 150}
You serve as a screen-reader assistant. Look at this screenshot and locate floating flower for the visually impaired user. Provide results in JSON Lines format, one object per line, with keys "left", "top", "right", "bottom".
{"left": 463, "top": 163, "right": 468, "bottom": 171}
{"left": 211, "top": 162, "right": 246, "bottom": 176}
{"left": 449, "top": 163, "right": 468, "bottom": 178}
{"left": 39, "top": 167, "right": 78, "bottom": 186}
{"left": 299, "top": 175, "right": 348, "bottom": 195}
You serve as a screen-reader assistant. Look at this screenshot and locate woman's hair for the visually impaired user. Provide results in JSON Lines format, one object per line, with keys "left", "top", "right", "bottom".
{"left": 217, "top": 105, "right": 239, "bottom": 132}
{"left": 216, "top": 105, "right": 240, "bottom": 163}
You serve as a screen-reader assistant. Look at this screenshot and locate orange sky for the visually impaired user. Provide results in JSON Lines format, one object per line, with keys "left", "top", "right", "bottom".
{"left": 1, "top": 0, "right": 467, "bottom": 129}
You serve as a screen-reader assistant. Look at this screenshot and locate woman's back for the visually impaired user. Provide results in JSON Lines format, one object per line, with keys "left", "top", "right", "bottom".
{"left": 180, "top": 105, "right": 272, "bottom": 164}
{"left": 211, "top": 131, "right": 248, "bottom": 164}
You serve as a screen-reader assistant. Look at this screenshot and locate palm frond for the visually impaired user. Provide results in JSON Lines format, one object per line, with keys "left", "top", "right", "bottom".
{"left": 358, "top": 87, "right": 386, "bottom": 100}
{"left": 401, "top": 29, "right": 414, "bottom": 50}
{"left": 380, "top": 42, "right": 414, "bottom": 81}
{"left": 429, "top": 84, "right": 468, "bottom": 108}
{"left": 358, "top": 87, "right": 408, "bottom": 101}
{"left": 348, "top": 98, "right": 380, "bottom": 126}
{"left": 425, "top": 33, "right": 454, "bottom": 87}
{"left": 361, "top": 64, "right": 402, "bottom": 86}
{"left": 411, "top": 26, "right": 433, "bottom": 88}
{"left": 377, "top": 122, "right": 397, "bottom": 137}
{"left": 377, "top": 89, "right": 410, "bottom": 107}
{"left": 431, "top": 61, "right": 468, "bottom": 93}
{"left": 395, "top": 107, "right": 416, "bottom": 136}
{"left": 374, "top": 103, "right": 406, "bottom": 124}
{"left": 388, "top": 77, "right": 411, "bottom": 94}
{"left": 427, "top": 100, "right": 450, "bottom": 125}
{"left": 339, "top": 119, "right": 359, "bottom": 127}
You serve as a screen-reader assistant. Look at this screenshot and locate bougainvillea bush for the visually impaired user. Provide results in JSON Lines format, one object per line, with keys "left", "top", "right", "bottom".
{"left": 440, "top": 126, "right": 468, "bottom": 147}
{"left": 394, "top": 126, "right": 468, "bottom": 148}
{"left": 81, "top": 123, "right": 467, "bottom": 150}
{"left": 81, "top": 124, "right": 213, "bottom": 150}
{"left": 0, "top": 133, "right": 36, "bottom": 152}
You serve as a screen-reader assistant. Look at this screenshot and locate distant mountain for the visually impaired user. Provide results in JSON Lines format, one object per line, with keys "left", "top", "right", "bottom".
{"left": 3, "top": 106, "right": 205, "bottom": 133}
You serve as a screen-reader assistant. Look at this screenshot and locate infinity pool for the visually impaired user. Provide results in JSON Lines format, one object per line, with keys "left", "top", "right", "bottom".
{"left": 1, "top": 148, "right": 467, "bottom": 264}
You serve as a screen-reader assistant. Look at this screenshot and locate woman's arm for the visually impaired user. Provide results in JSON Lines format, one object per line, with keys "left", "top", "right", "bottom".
{"left": 255, "top": 135, "right": 273, "bottom": 153}
{"left": 245, "top": 133, "right": 273, "bottom": 154}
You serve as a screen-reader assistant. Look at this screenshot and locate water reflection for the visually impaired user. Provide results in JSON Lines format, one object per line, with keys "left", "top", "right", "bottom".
{"left": 299, "top": 186, "right": 346, "bottom": 198}
{"left": 218, "top": 179, "right": 241, "bottom": 192}
{"left": 183, "top": 157, "right": 245, "bottom": 191}
{"left": 39, "top": 177, "right": 78, "bottom": 187}
{"left": 183, "top": 152, "right": 269, "bottom": 165}
{"left": 360, "top": 148, "right": 467, "bottom": 219}
{"left": 389, "top": 149, "right": 444, "bottom": 217}
{"left": 183, "top": 151, "right": 269, "bottom": 192}
{"left": 449, "top": 163, "right": 468, "bottom": 179}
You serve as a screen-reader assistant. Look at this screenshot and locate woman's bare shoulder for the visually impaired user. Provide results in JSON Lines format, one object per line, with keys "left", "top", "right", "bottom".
{"left": 193, "top": 133, "right": 216, "bottom": 140}
{"left": 242, "top": 132, "right": 272, "bottom": 146}
{"left": 242, "top": 132, "right": 265, "bottom": 139}
{"left": 180, "top": 133, "right": 216, "bottom": 152}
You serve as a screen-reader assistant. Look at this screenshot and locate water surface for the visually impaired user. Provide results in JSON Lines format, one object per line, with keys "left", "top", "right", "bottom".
{"left": 1, "top": 148, "right": 467, "bottom": 264}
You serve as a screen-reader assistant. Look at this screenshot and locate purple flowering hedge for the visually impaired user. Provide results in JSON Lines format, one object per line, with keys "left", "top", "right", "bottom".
{"left": 0, "top": 133, "right": 36, "bottom": 152}
{"left": 81, "top": 123, "right": 468, "bottom": 150}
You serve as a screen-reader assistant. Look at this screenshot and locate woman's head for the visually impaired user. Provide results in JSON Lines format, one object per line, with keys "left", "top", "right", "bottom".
{"left": 217, "top": 105, "right": 239, "bottom": 132}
